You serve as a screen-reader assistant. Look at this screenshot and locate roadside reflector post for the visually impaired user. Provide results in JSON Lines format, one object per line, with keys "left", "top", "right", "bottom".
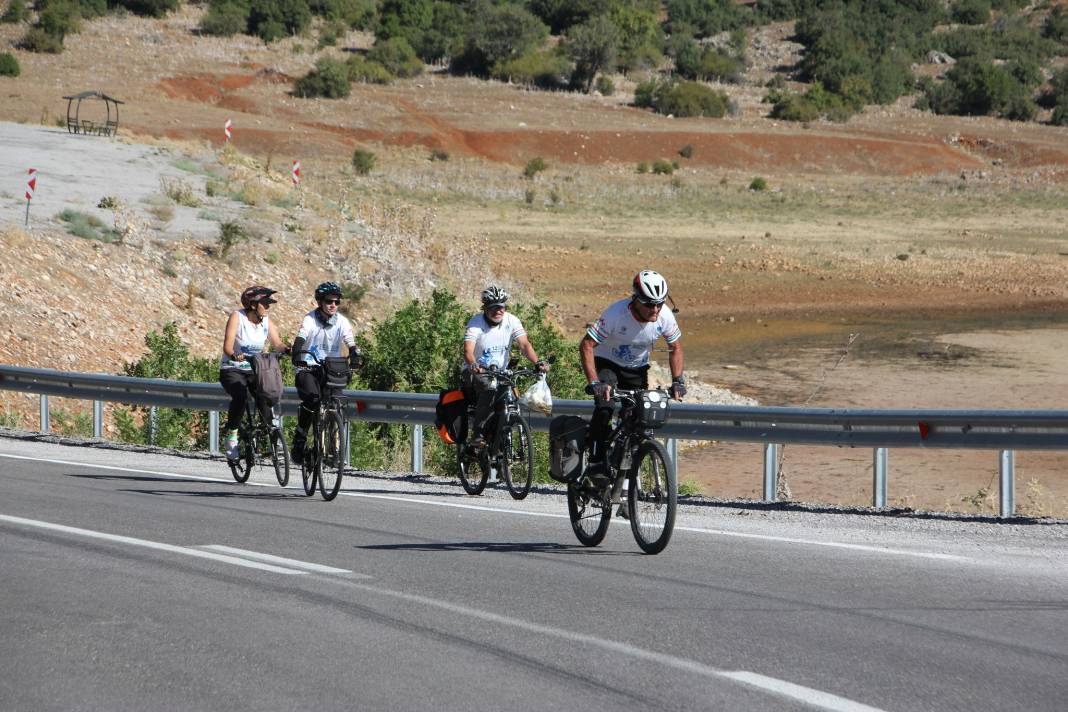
{"left": 999, "top": 450, "right": 1015, "bottom": 518}
{"left": 40, "top": 394, "right": 50, "bottom": 434}
{"left": 93, "top": 400, "right": 104, "bottom": 439}
{"left": 411, "top": 424, "right": 423, "bottom": 473}
{"left": 343, "top": 421, "right": 351, "bottom": 468}
{"left": 763, "top": 442, "right": 779, "bottom": 502}
{"left": 666, "top": 438, "right": 679, "bottom": 483}
{"left": 873, "top": 447, "right": 888, "bottom": 508}
{"left": 208, "top": 411, "right": 219, "bottom": 454}
{"left": 148, "top": 406, "right": 157, "bottom": 446}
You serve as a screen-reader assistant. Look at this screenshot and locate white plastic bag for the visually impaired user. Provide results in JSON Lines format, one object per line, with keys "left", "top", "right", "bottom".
{"left": 520, "top": 375, "right": 553, "bottom": 415}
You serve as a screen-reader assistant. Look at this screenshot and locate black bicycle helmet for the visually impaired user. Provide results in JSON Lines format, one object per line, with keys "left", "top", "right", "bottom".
{"left": 240, "top": 285, "right": 277, "bottom": 309}
{"left": 480, "top": 285, "right": 510, "bottom": 307}
{"left": 632, "top": 270, "right": 668, "bottom": 305}
{"left": 314, "top": 281, "right": 342, "bottom": 301}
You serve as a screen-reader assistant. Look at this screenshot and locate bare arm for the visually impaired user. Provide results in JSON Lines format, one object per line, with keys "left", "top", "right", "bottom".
{"left": 222, "top": 312, "right": 242, "bottom": 361}
{"left": 579, "top": 335, "right": 599, "bottom": 384}
{"left": 463, "top": 339, "right": 481, "bottom": 373}
{"left": 515, "top": 334, "right": 539, "bottom": 365}
{"left": 668, "top": 340, "right": 684, "bottom": 380}
{"left": 267, "top": 321, "right": 287, "bottom": 352}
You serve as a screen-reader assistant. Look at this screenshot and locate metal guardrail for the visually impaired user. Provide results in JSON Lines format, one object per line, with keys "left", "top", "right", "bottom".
{"left": 3, "top": 364, "right": 1067, "bottom": 517}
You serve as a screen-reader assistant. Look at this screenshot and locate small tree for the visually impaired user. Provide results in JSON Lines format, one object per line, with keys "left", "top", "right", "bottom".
{"left": 199, "top": 1, "right": 249, "bottom": 37}
{"left": 294, "top": 56, "right": 351, "bottom": 98}
{"left": 0, "top": 52, "right": 19, "bottom": 77}
{"left": 565, "top": 14, "right": 619, "bottom": 93}
{"left": 352, "top": 148, "right": 376, "bottom": 175}
{"left": 367, "top": 36, "right": 423, "bottom": 78}
{"left": 522, "top": 156, "right": 547, "bottom": 179}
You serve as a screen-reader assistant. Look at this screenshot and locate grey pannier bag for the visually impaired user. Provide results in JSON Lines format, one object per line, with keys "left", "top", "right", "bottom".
{"left": 252, "top": 353, "right": 284, "bottom": 407}
{"left": 549, "top": 415, "right": 588, "bottom": 483}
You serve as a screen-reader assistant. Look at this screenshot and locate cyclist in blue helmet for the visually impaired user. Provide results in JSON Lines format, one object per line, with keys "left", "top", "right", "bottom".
{"left": 288, "top": 281, "right": 364, "bottom": 462}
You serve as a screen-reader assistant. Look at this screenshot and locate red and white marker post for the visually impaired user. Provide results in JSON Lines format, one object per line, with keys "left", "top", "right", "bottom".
{"left": 24, "top": 168, "right": 37, "bottom": 226}
{"left": 224, "top": 118, "right": 233, "bottom": 142}
{"left": 291, "top": 160, "right": 300, "bottom": 187}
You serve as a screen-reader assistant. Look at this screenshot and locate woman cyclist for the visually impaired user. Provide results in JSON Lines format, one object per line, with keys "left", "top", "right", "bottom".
{"left": 220, "top": 285, "right": 289, "bottom": 460}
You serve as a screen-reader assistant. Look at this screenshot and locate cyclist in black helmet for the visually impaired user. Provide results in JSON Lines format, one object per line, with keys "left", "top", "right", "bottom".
{"left": 220, "top": 285, "right": 289, "bottom": 460}
{"left": 580, "top": 270, "right": 686, "bottom": 478}
{"left": 462, "top": 285, "right": 549, "bottom": 450}
{"left": 289, "top": 281, "right": 363, "bottom": 462}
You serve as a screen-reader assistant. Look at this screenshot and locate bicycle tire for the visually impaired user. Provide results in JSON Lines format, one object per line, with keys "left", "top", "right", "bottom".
{"left": 228, "top": 420, "right": 253, "bottom": 483}
{"left": 567, "top": 480, "right": 611, "bottom": 547}
{"left": 318, "top": 410, "right": 344, "bottom": 501}
{"left": 503, "top": 416, "right": 534, "bottom": 500}
{"left": 628, "top": 439, "right": 677, "bottom": 555}
{"left": 269, "top": 428, "right": 290, "bottom": 487}
{"left": 301, "top": 419, "right": 318, "bottom": 496}
{"left": 457, "top": 441, "right": 488, "bottom": 495}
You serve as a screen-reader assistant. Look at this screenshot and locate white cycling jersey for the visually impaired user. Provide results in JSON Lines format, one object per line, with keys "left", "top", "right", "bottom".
{"left": 220, "top": 310, "right": 269, "bottom": 371}
{"left": 296, "top": 309, "right": 355, "bottom": 366}
{"left": 587, "top": 298, "right": 681, "bottom": 369}
{"left": 464, "top": 312, "right": 526, "bottom": 370}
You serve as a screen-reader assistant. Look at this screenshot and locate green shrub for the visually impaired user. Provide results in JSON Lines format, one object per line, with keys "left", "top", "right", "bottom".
{"left": 1045, "top": 7, "right": 1068, "bottom": 44}
{"left": 951, "top": 0, "right": 989, "bottom": 25}
{"left": 636, "top": 161, "right": 648, "bottom": 174}
{"left": 294, "top": 56, "right": 351, "bottom": 98}
{"left": 199, "top": 1, "right": 249, "bottom": 37}
{"left": 678, "top": 144, "right": 694, "bottom": 159}
{"left": 217, "top": 220, "right": 248, "bottom": 257}
{"left": 1051, "top": 104, "right": 1068, "bottom": 127}
{"left": 367, "top": 36, "right": 423, "bottom": 78}
{"left": 430, "top": 148, "right": 449, "bottom": 161}
{"left": 18, "top": 26, "right": 65, "bottom": 53}
{"left": 651, "top": 158, "right": 674, "bottom": 175}
{"left": 313, "top": 0, "right": 376, "bottom": 29}
{"left": 352, "top": 148, "right": 376, "bottom": 175}
{"left": 317, "top": 21, "right": 342, "bottom": 48}
{"left": 522, "top": 156, "right": 547, "bottom": 179}
{"left": 115, "top": 322, "right": 216, "bottom": 450}
{"left": 749, "top": 176, "right": 768, "bottom": 191}
{"left": 1, "top": 0, "right": 28, "bottom": 24}
{"left": 565, "top": 14, "right": 620, "bottom": 93}
{"left": 695, "top": 49, "right": 743, "bottom": 83}
{"left": 492, "top": 48, "right": 569, "bottom": 88}
{"left": 116, "top": 0, "right": 180, "bottom": 17}
{"left": 57, "top": 208, "right": 118, "bottom": 242}
{"left": 247, "top": 0, "right": 311, "bottom": 43}
{"left": 51, "top": 407, "right": 93, "bottom": 437}
{"left": 594, "top": 75, "right": 615, "bottom": 96}
{"left": 927, "top": 57, "right": 1035, "bottom": 120}
{"left": 451, "top": 2, "right": 547, "bottom": 76}
{"left": 646, "top": 80, "right": 730, "bottom": 118}
{"left": 633, "top": 78, "right": 657, "bottom": 107}
{"left": 346, "top": 56, "right": 394, "bottom": 84}
{"left": 0, "top": 52, "right": 19, "bottom": 77}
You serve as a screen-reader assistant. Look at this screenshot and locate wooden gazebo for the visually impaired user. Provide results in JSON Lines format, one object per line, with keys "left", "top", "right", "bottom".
{"left": 63, "top": 91, "right": 124, "bottom": 137}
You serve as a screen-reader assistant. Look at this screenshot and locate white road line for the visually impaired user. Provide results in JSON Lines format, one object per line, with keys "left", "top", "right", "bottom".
{"left": 202, "top": 545, "right": 361, "bottom": 576}
{"left": 0, "top": 514, "right": 305, "bottom": 575}
{"left": 0, "top": 451, "right": 971, "bottom": 562}
{"left": 675, "top": 524, "right": 969, "bottom": 562}
{"left": 340, "top": 577, "right": 887, "bottom": 712}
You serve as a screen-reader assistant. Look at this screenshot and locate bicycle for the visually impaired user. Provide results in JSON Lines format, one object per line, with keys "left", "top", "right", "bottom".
{"left": 457, "top": 364, "right": 539, "bottom": 499}
{"left": 226, "top": 353, "right": 289, "bottom": 487}
{"left": 567, "top": 387, "right": 677, "bottom": 554}
{"left": 294, "top": 351, "right": 353, "bottom": 501}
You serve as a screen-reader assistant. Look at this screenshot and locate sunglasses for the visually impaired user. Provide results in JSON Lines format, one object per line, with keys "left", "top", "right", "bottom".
{"left": 637, "top": 300, "right": 664, "bottom": 309}
{"left": 487, "top": 305, "right": 506, "bottom": 312}
{"left": 322, "top": 298, "right": 341, "bottom": 305}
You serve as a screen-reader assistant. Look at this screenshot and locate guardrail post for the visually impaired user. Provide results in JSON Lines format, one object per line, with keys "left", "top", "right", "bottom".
{"left": 666, "top": 438, "right": 679, "bottom": 483}
{"left": 763, "top": 443, "right": 779, "bottom": 502}
{"left": 148, "top": 406, "right": 157, "bottom": 446}
{"left": 93, "top": 400, "right": 103, "bottom": 438}
{"left": 411, "top": 424, "right": 423, "bottom": 473}
{"left": 343, "top": 422, "right": 351, "bottom": 468}
{"left": 208, "top": 411, "right": 219, "bottom": 454}
{"left": 39, "top": 395, "right": 50, "bottom": 434}
{"left": 873, "top": 447, "right": 888, "bottom": 508}
{"left": 999, "top": 450, "right": 1015, "bottom": 518}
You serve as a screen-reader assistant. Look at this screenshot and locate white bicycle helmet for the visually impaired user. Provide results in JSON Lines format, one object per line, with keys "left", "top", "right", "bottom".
{"left": 480, "top": 286, "right": 510, "bottom": 307}
{"left": 632, "top": 270, "right": 668, "bottom": 305}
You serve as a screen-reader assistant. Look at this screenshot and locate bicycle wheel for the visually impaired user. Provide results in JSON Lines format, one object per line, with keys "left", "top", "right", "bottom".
{"left": 301, "top": 421, "right": 318, "bottom": 497}
{"left": 567, "top": 480, "right": 611, "bottom": 547}
{"left": 268, "top": 427, "right": 290, "bottom": 487}
{"left": 318, "top": 410, "right": 344, "bottom": 501}
{"left": 457, "top": 441, "right": 488, "bottom": 495}
{"left": 628, "top": 439, "right": 677, "bottom": 555}
{"left": 228, "top": 420, "right": 253, "bottom": 483}
{"left": 502, "top": 416, "right": 534, "bottom": 500}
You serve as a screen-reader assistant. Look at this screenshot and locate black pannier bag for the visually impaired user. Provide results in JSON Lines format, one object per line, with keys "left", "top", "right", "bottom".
{"left": 549, "top": 415, "right": 588, "bottom": 483}
{"left": 435, "top": 388, "right": 467, "bottom": 445}
{"left": 635, "top": 389, "right": 669, "bottom": 429}
{"left": 323, "top": 357, "right": 352, "bottom": 389}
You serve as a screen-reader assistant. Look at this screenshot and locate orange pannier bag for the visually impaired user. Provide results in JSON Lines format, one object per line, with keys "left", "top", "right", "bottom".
{"left": 434, "top": 388, "right": 467, "bottom": 445}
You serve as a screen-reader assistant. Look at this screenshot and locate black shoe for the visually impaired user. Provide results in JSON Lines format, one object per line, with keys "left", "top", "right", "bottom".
{"left": 469, "top": 435, "right": 486, "bottom": 452}
{"left": 584, "top": 460, "right": 611, "bottom": 488}
{"left": 290, "top": 438, "right": 305, "bottom": 464}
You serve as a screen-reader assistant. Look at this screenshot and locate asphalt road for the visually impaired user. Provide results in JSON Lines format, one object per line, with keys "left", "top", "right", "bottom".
{"left": 1, "top": 435, "right": 1066, "bottom": 711}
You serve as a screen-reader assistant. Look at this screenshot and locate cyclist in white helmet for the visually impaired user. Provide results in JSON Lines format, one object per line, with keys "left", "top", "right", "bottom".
{"left": 288, "top": 281, "right": 364, "bottom": 463}
{"left": 462, "top": 286, "right": 549, "bottom": 450}
{"left": 580, "top": 270, "right": 686, "bottom": 477}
